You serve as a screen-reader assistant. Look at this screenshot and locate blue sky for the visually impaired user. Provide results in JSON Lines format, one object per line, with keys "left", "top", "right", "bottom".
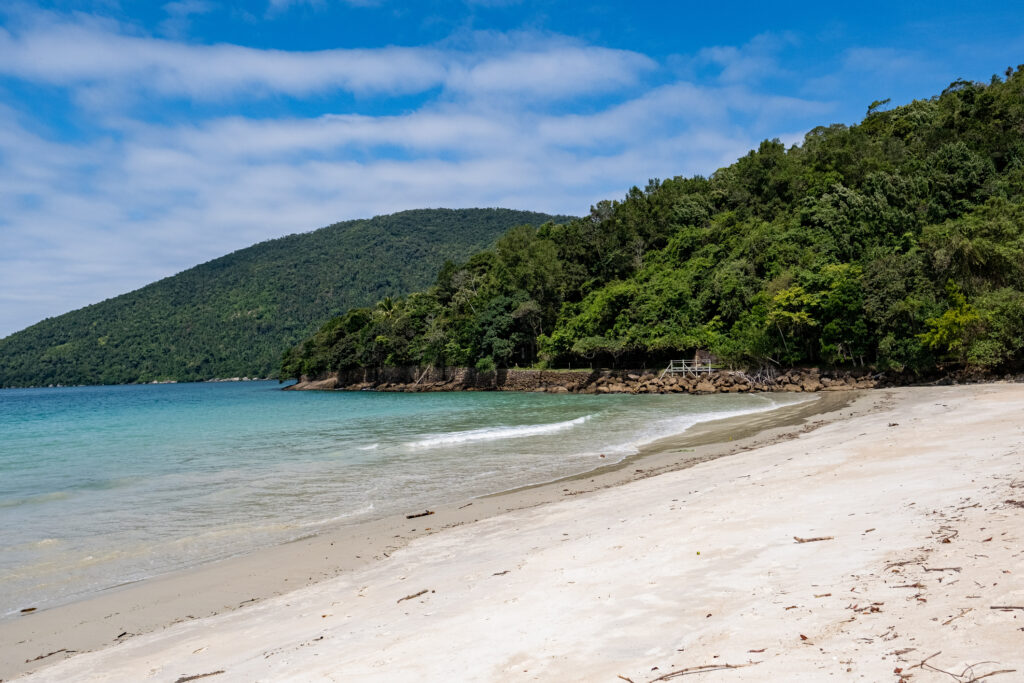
{"left": 2, "top": 1, "right": 1023, "bottom": 337}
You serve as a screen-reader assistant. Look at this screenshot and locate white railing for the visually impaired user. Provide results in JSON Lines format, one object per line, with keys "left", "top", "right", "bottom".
{"left": 659, "top": 359, "right": 717, "bottom": 378}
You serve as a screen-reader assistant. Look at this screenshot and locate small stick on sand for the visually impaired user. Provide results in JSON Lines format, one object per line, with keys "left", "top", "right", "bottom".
{"left": 794, "top": 536, "right": 834, "bottom": 543}
{"left": 405, "top": 510, "right": 434, "bottom": 519}
{"left": 25, "top": 648, "right": 76, "bottom": 663}
{"left": 397, "top": 589, "right": 429, "bottom": 604}
{"left": 174, "top": 672, "right": 225, "bottom": 683}
{"left": 942, "top": 608, "right": 972, "bottom": 625}
{"left": 923, "top": 567, "right": 962, "bottom": 572}
{"left": 990, "top": 605, "right": 1024, "bottom": 610}
{"left": 650, "top": 662, "right": 756, "bottom": 680}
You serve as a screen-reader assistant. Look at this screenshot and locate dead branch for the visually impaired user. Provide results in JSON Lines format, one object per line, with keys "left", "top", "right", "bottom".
{"left": 923, "top": 567, "right": 962, "bottom": 572}
{"left": 968, "top": 670, "right": 1017, "bottom": 681}
{"left": 909, "top": 651, "right": 942, "bottom": 671}
{"left": 907, "top": 650, "right": 1015, "bottom": 682}
{"left": 794, "top": 536, "right": 834, "bottom": 543}
{"left": 25, "top": 648, "right": 76, "bottom": 663}
{"left": 650, "top": 662, "right": 756, "bottom": 680}
{"left": 989, "top": 605, "right": 1024, "bottom": 610}
{"left": 942, "top": 608, "right": 973, "bottom": 625}
{"left": 174, "top": 672, "right": 226, "bottom": 683}
{"left": 397, "top": 589, "right": 429, "bottom": 604}
{"left": 617, "top": 676, "right": 635, "bottom": 683}
{"left": 405, "top": 510, "right": 434, "bottom": 519}
{"left": 886, "top": 560, "right": 919, "bottom": 570}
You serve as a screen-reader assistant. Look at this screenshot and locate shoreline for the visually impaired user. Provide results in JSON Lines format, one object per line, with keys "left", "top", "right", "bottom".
{"left": 14, "top": 383, "right": 1024, "bottom": 680}
{"left": 0, "top": 390, "right": 863, "bottom": 680}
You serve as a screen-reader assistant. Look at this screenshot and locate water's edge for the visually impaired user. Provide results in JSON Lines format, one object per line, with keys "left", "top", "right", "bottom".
{"left": 0, "top": 389, "right": 872, "bottom": 680}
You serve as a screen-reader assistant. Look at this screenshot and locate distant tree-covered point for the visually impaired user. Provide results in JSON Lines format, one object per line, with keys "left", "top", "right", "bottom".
{"left": 283, "top": 69, "right": 1024, "bottom": 380}
{"left": 0, "top": 209, "right": 573, "bottom": 387}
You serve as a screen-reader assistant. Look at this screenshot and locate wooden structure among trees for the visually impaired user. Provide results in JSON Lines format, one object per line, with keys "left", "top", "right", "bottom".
{"left": 659, "top": 358, "right": 718, "bottom": 378}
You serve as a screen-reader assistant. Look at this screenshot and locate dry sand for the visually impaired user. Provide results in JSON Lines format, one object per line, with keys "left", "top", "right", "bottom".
{"left": 7, "top": 384, "right": 1024, "bottom": 681}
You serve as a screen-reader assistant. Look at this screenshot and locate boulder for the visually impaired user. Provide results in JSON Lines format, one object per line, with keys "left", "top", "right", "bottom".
{"left": 694, "top": 380, "right": 717, "bottom": 393}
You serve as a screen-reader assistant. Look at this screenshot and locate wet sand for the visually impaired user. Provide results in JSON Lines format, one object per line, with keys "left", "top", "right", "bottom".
{"left": 18, "top": 384, "right": 1024, "bottom": 681}
{"left": 0, "top": 391, "right": 861, "bottom": 680}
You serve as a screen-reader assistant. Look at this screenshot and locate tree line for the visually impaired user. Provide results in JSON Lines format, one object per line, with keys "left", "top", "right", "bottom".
{"left": 282, "top": 68, "right": 1024, "bottom": 380}
{"left": 0, "top": 209, "right": 569, "bottom": 387}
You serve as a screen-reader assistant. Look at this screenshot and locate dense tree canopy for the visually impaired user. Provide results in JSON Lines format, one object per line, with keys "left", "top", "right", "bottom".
{"left": 283, "top": 68, "right": 1024, "bottom": 380}
{"left": 0, "top": 209, "right": 570, "bottom": 387}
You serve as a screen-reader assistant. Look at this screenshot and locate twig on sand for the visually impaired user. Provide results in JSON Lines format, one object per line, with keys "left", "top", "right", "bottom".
{"left": 25, "top": 648, "right": 76, "bottom": 663}
{"left": 924, "top": 567, "right": 962, "bottom": 573}
{"left": 942, "top": 608, "right": 973, "bottom": 625}
{"left": 990, "top": 605, "right": 1024, "bottom": 610}
{"left": 617, "top": 676, "right": 635, "bottom": 683}
{"left": 174, "top": 672, "right": 225, "bottom": 683}
{"left": 405, "top": 510, "right": 434, "bottom": 519}
{"left": 967, "top": 671, "right": 1017, "bottom": 681}
{"left": 397, "top": 589, "right": 429, "bottom": 604}
{"left": 649, "top": 662, "right": 757, "bottom": 680}
{"left": 794, "top": 536, "right": 834, "bottom": 543}
{"left": 908, "top": 651, "right": 1016, "bottom": 681}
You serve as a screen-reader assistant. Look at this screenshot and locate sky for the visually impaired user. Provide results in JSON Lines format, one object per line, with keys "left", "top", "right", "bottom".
{"left": 2, "top": 1, "right": 1023, "bottom": 338}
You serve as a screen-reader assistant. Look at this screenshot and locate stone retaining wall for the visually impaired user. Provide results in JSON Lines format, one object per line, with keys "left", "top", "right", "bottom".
{"left": 285, "top": 366, "right": 881, "bottom": 394}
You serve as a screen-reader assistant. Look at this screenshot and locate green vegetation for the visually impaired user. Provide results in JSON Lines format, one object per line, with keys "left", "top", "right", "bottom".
{"left": 0, "top": 209, "right": 571, "bottom": 387}
{"left": 283, "top": 69, "right": 1024, "bottom": 380}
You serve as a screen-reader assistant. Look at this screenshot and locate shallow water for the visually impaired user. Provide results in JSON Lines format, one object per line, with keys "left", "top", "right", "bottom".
{"left": 0, "top": 381, "right": 806, "bottom": 615}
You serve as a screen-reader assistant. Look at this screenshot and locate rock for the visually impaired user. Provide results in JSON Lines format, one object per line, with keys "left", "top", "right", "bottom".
{"left": 694, "top": 380, "right": 717, "bottom": 393}
{"left": 801, "top": 379, "right": 822, "bottom": 392}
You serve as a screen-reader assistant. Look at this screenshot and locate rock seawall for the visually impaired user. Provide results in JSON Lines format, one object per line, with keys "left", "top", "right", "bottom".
{"left": 285, "top": 366, "right": 882, "bottom": 394}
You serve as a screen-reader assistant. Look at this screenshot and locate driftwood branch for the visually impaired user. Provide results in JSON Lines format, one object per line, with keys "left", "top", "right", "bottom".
{"left": 397, "top": 589, "right": 429, "bottom": 604}
{"left": 174, "top": 672, "right": 226, "bottom": 683}
{"left": 907, "top": 650, "right": 1015, "bottom": 681}
{"left": 650, "top": 662, "right": 756, "bottom": 680}
{"left": 25, "top": 648, "right": 76, "bottom": 663}
{"left": 794, "top": 536, "right": 834, "bottom": 544}
{"left": 405, "top": 510, "right": 434, "bottom": 519}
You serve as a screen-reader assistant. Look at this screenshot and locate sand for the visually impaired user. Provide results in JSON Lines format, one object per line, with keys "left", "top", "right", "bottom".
{"left": 6, "top": 384, "right": 1024, "bottom": 681}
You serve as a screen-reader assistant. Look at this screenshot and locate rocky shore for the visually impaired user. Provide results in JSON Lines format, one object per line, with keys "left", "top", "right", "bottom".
{"left": 286, "top": 366, "right": 883, "bottom": 394}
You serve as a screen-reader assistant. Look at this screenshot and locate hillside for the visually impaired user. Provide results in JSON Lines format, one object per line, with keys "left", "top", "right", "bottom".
{"left": 283, "top": 69, "right": 1024, "bottom": 380}
{"left": 0, "top": 209, "right": 571, "bottom": 387}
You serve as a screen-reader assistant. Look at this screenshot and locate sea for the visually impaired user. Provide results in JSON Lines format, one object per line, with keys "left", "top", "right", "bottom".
{"left": 0, "top": 381, "right": 809, "bottom": 617}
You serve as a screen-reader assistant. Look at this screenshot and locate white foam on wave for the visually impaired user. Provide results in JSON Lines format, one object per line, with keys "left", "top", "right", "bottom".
{"left": 406, "top": 414, "right": 593, "bottom": 449}
{"left": 356, "top": 443, "right": 379, "bottom": 451}
{"left": 627, "top": 393, "right": 818, "bottom": 454}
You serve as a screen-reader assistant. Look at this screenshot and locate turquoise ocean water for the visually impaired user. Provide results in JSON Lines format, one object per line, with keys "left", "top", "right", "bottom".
{"left": 0, "top": 381, "right": 807, "bottom": 616}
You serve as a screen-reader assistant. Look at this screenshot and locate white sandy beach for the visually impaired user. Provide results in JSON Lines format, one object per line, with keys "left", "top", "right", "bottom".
{"left": 11, "top": 384, "right": 1024, "bottom": 681}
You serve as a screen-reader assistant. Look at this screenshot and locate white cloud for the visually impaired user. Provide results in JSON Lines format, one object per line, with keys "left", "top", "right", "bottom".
{"left": 159, "top": 0, "right": 214, "bottom": 38}
{"left": 0, "top": 14, "right": 653, "bottom": 102}
{"left": 267, "top": 0, "right": 382, "bottom": 13}
{"left": 691, "top": 31, "right": 801, "bottom": 86}
{"left": 0, "top": 11, "right": 844, "bottom": 337}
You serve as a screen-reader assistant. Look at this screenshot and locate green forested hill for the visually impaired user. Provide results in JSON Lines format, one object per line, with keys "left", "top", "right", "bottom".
{"left": 0, "top": 209, "right": 571, "bottom": 387}
{"left": 283, "top": 69, "right": 1024, "bottom": 379}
